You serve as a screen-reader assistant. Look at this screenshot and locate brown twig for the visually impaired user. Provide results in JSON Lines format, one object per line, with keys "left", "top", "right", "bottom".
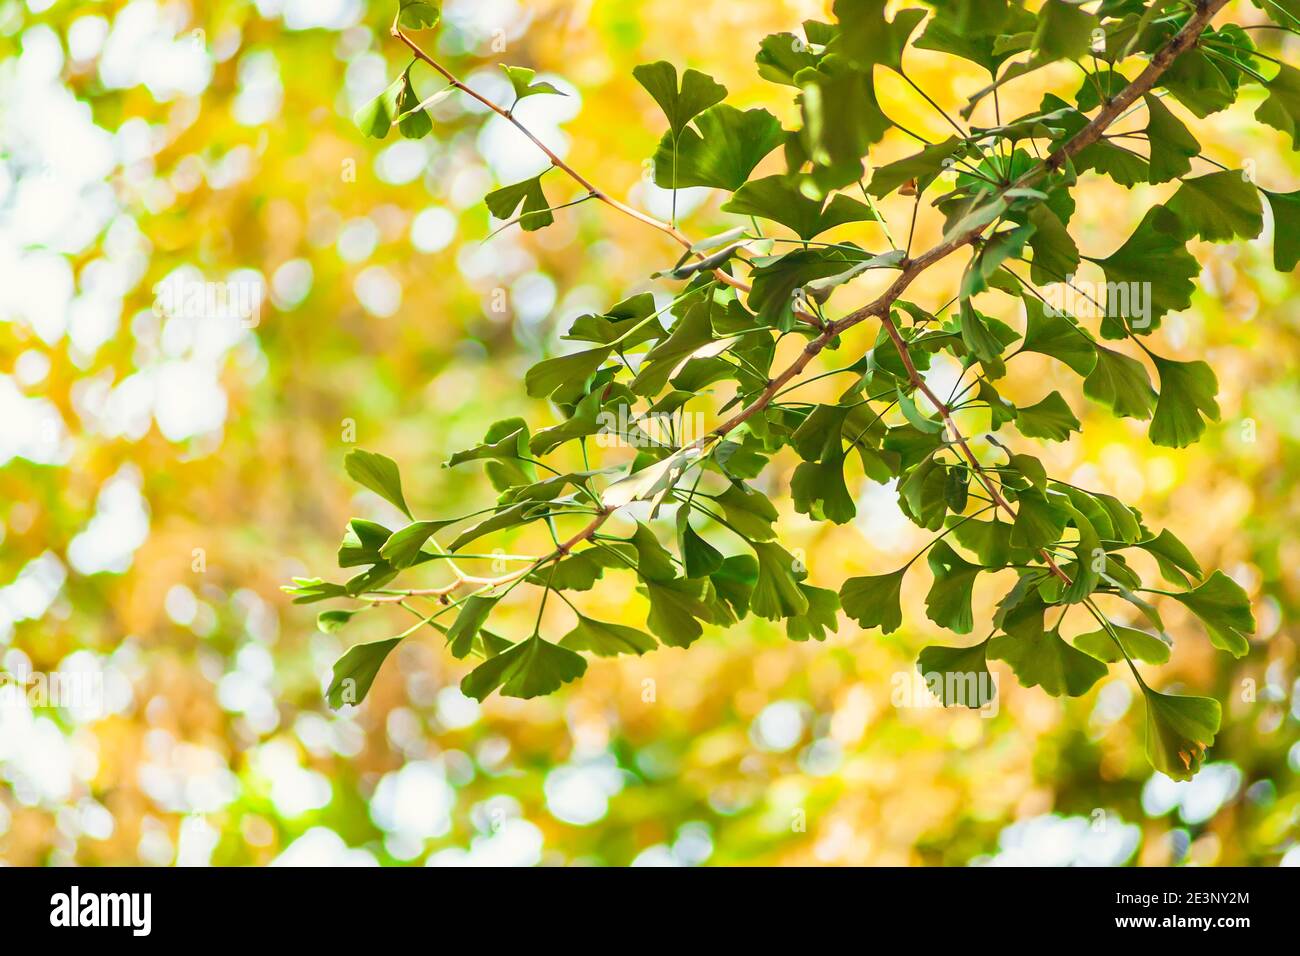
{"left": 391, "top": 21, "right": 770, "bottom": 294}
{"left": 878, "top": 312, "right": 1071, "bottom": 582}
{"left": 391, "top": 23, "right": 837, "bottom": 327}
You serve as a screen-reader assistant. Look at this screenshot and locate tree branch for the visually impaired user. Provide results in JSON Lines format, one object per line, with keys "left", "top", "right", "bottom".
{"left": 384, "top": 0, "right": 1230, "bottom": 596}
{"left": 391, "top": 19, "right": 759, "bottom": 298}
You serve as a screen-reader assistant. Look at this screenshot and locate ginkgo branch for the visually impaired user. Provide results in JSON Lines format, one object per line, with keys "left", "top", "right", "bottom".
{"left": 364, "top": 0, "right": 1233, "bottom": 605}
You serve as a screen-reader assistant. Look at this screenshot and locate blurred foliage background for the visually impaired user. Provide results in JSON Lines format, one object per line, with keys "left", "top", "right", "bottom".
{"left": 0, "top": 0, "right": 1297, "bottom": 866}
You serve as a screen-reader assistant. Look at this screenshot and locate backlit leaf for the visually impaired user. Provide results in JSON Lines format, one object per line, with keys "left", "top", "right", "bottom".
{"left": 916, "top": 640, "right": 996, "bottom": 708}
{"left": 1166, "top": 170, "right": 1263, "bottom": 242}
{"left": 485, "top": 174, "right": 555, "bottom": 232}
{"left": 653, "top": 105, "right": 784, "bottom": 190}
{"left": 345, "top": 449, "right": 412, "bottom": 518}
{"left": 398, "top": 0, "right": 440, "bottom": 29}
{"left": 559, "top": 614, "right": 657, "bottom": 657}
{"left": 925, "top": 541, "right": 981, "bottom": 634}
{"left": 840, "top": 567, "right": 906, "bottom": 634}
{"left": 750, "top": 542, "right": 811, "bottom": 620}
{"left": 1171, "top": 570, "right": 1254, "bottom": 657}
{"left": 1083, "top": 346, "right": 1157, "bottom": 420}
{"left": 327, "top": 638, "right": 401, "bottom": 708}
{"left": 1143, "top": 687, "right": 1221, "bottom": 781}
{"left": 1144, "top": 94, "right": 1199, "bottom": 183}
{"left": 1074, "top": 624, "right": 1171, "bottom": 665}
{"left": 1015, "top": 391, "right": 1081, "bottom": 442}
{"left": 1256, "top": 60, "right": 1300, "bottom": 150}
{"left": 1091, "top": 206, "right": 1198, "bottom": 337}
{"left": 633, "top": 61, "right": 727, "bottom": 137}
{"left": 460, "top": 636, "right": 587, "bottom": 701}
{"left": 988, "top": 625, "right": 1108, "bottom": 697}
{"left": 1149, "top": 356, "right": 1220, "bottom": 448}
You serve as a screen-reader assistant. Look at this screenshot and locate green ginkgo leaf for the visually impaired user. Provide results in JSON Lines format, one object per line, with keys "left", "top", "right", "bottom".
{"left": 327, "top": 638, "right": 402, "bottom": 708}
{"left": 485, "top": 174, "right": 556, "bottom": 232}
{"left": 632, "top": 61, "right": 727, "bottom": 138}
{"left": 460, "top": 636, "right": 587, "bottom": 701}
{"left": 840, "top": 567, "right": 906, "bottom": 634}
{"left": 1021, "top": 299, "right": 1096, "bottom": 376}
{"left": 527, "top": 551, "right": 605, "bottom": 591}
{"left": 1009, "top": 487, "right": 1068, "bottom": 551}
{"left": 1137, "top": 528, "right": 1204, "bottom": 587}
{"left": 867, "top": 136, "right": 964, "bottom": 198}
{"left": 355, "top": 65, "right": 432, "bottom": 140}
{"left": 899, "top": 456, "right": 949, "bottom": 531}
{"left": 916, "top": 640, "right": 996, "bottom": 708}
{"left": 1144, "top": 94, "right": 1200, "bottom": 183}
{"left": 652, "top": 105, "right": 784, "bottom": 190}
{"left": 398, "top": 0, "right": 440, "bottom": 29}
{"left": 1171, "top": 570, "right": 1254, "bottom": 657}
{"left": 629, "top": 523, "right": 679, "bottom": 583}
{"left": 896, "top": 387, "right": 944, "bottom": 434}
{"left": 1165, "top": 170, "right": 1263, "bottom": 242}
{"left": 1031, "top": 0, "right": 1095, "bottom": 62}
{"left": 1075, "top": 140, "right": 1149, "bottom": 188}
{"left": 284, "top": 577, "right": 350, "bottom": 605}
{"left": 500, "top": 64, "right": 565, "bottom": 102}
{"left": 791, "top": 450, "right": 857, "bottom": 524}
{"left": 446, "top": 595, "right": 500, "bottom": 659}
{"left": 1015, "top": 391, "right": 1081, "bottom": 442}
{"left": 1256, "top": 60, "right": 1300, "bottom": 150}
{"left": 1083, "top": 346, "right": 1157, "bottom": 420}
{"left": 449, "top": 417, "right": 535, "bottom": 491}
{"left": 1161, "top": 47, "right": 1235, "bottom": 118}
{"left": 750, "top": 542, "right": 810, "bottom": 620}
{"left": 1149, "top": 356, "right": 1220, "bottom": 448}
{"left": 797, "top": 57, "right": 892, "bottom": 185}
{"left": 711, "top": 554, "right": 759, "bottom": 618}
{"left": 722, "top": 175, "right": 877, "bottom": 240}
{"left": 835, "top": 0, "right": 928, "bottom": 72}
{"left": 394, "top": 80, "right": 433, "bottom": 139}
{"left": 524, "top": 346, "right": 612, "bottom": 401}
{"left": 958, "top": 302, "right": 1006, "bottom": 379}
{"left": 559, "top": 614, "right": 657, "bottom": 657}
{"left": 380, "top": 519, "right": 458, "bottom": 568}
{"left": 1073, "top": 624, "right": 1171, "bottom": 665}
{"left": 745, "top": 247, "right": 872, "bottom": 329}
{"left": 1143, "top": 686, "right": 1221, "bottom": 781}
{"left": 1027, "top": 203, "right": 1080, "bottom": 285}
{"left": 988, "top": 625, "right": 1108, "bottom": 697}
{"left": 345, "top": 449, "right": 412, "bottom": 518}
{"left": 680, "top": 520, "right": 724, "bottom": 578}
{"left": 1091, "top": 206, "right": 1198, "bottom": 336}
{"left": 756, "top": 30, "right": 823, "bottom": 86}
{"left": 316, "top": 609, "right": 358, "bottom": 634}
{"left": 1263, "top": 189, "right": 1300, "bottom": 271}
{"left": 339, "top": 518, "right": 392, "bottom": 568}
{"left": 786, "top": 585, "right": 840, "bottom": 642}
{"left": 716, "top": 481, "right": 779, "bottom": 542}
{"left": 354, "top": 74, "right": 405, "bottom": 139}
{"left": 925, "top": 541, "right": 981, "bottom": 634}
{"left": 1251, "top": 0, "right": 1300, "bottom": 29}
{"left": 643, "top": 578, "right": 714, "bottom": 648}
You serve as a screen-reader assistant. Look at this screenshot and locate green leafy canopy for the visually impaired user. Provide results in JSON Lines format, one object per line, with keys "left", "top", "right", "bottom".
{"left": 306, "top": 0, "right": 1288, "bottom": 780}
